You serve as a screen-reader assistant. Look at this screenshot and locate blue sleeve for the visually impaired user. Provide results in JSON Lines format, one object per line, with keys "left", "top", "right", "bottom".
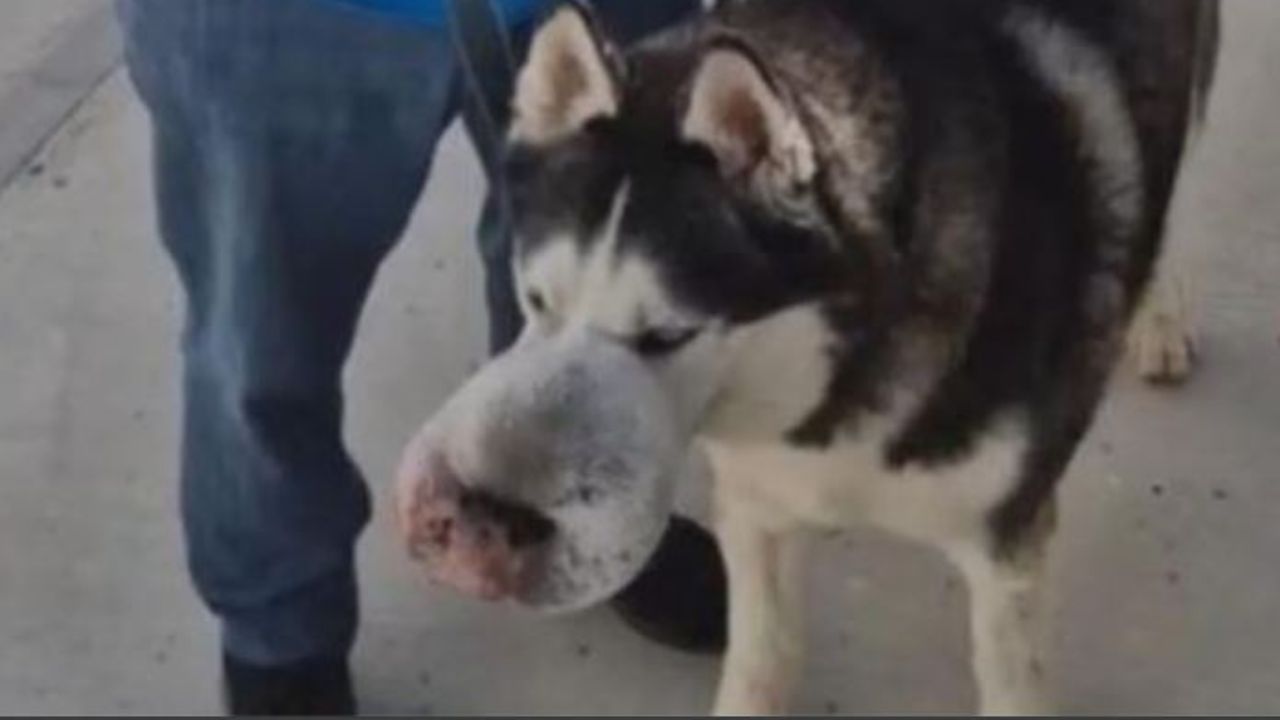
{"left": 328, "top": 0, "right": 546, "bottom": 27}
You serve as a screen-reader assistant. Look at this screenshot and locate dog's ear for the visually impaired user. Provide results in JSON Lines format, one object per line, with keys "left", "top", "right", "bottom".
{"left": 510, "top": 3, "right": 620, "bottom": 145}
{"left": 681, "top": 39, "right": 815, "bottom": 185}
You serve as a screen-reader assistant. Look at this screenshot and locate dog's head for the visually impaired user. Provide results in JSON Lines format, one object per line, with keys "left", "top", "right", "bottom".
{"left": 398, "top": 4, "right": 878, "bottom": 611}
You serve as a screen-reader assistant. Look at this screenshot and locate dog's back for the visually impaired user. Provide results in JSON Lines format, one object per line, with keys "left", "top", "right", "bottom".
{"left": 696, "top": 0, "right": 1217, "bottom": 285}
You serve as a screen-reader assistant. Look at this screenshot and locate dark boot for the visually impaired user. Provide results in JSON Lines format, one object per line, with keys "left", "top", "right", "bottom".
{"left": 611, "top": 516, "right": 727, "bottom": 655}
{"left": 223, "top": 654, "right": 356, "bottom": 716}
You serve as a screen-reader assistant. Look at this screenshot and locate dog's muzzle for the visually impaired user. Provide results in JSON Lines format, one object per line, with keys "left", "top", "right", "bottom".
{"left": 396, "top": 330, "right": 684, "bottom": 612}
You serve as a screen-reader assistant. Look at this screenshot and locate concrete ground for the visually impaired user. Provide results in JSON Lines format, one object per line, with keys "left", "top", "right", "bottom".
{"left": 1, "top": 1, "right": 1278, "bottom": 715}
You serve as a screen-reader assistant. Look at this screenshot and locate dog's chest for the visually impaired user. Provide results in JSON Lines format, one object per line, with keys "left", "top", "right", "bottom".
{"left": 703, "top": 417, "right": 1026, "bottom": 544}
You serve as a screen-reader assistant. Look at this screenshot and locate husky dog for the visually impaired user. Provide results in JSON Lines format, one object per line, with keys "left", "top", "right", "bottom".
{"left": 397, "top": 0, "right": 1219, "bottom": 713}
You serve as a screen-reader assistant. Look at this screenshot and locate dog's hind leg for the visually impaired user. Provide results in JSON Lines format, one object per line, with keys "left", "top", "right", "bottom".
{"left": 711, "top": 485, "right": 810, "bottom": 716}
{"left": 1130, "top": 265, "right": 1197, "bottom": 385}
{"left": 945, "top": 513, "right": 1054, "bottom": 716}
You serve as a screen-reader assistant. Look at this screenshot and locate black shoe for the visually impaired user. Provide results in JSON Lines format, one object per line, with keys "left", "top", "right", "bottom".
{"left": 222, "top": 653, "right": 356, "bottom": 716}
{"left": 611, "top": 515, "right": 727, "bottom": 655}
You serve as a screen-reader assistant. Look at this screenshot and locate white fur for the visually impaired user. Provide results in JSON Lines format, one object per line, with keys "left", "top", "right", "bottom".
{"left": 703, "top": 419, "right": 1044, "bottom": 715}
{"left": 1130, "top": 268, "right": 1196, "bottom": 383}
{"left": 712, "top": 495, "right": 811, "bottom": 716}
{"left": 946, "top": 543, "right": 1050, "bottom": 716}
{"left": 702, "top": 306, "right": 833, "bottom": 442}
{"left": 519, "top": 183, "right": 631, "bottom": 333}
{"left": 518, "top": 239, "right": 579, "bottom": 339}
{"left": 575, "top": 182, "right": 647, "bottom": 335}
{"left": 521, "top": 184, "right": 733, "bottom": 433}
{"left": 704, "top": 418, "right": 1026, "bottom": 542}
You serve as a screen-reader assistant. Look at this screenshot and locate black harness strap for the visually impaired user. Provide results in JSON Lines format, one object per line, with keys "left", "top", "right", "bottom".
{"left": 446, "top": 0, "right": 519, "bottom": 180}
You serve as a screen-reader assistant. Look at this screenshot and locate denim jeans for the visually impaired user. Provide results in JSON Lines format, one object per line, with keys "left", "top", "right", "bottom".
{"left": 117, "top": 0, "right": 697, "bottom": 665}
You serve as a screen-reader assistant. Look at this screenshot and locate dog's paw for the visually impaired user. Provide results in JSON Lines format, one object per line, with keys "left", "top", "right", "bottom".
{"left": 1132, "top": 310, "right": 1196, "bottom": 385}
{"left": 713, "top": 684, "right": 788, "bottom": 717}
{"left": 714, "top": 669, "right": 795, "bottom": 716}
{"left": 1130, "top": 274, "right": 1197, "bottom": 386}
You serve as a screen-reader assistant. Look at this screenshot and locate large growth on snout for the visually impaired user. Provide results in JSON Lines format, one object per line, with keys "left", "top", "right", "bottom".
{"left": 396, "top": 331, "right": 687, "bottom": 612}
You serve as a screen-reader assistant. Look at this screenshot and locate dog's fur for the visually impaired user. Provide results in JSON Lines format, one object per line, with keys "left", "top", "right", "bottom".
{"left": 419, "top": 0, "right": 1219, "bottom": 713}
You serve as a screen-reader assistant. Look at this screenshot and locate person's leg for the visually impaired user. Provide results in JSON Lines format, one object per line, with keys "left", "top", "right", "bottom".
{"left": 117, "top": 0, "right": 463, "bottom": 706}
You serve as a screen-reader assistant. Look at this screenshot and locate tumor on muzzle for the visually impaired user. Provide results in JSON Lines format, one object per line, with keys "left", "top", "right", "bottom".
{"left": 397, "top": 330, "right": 688, "bottom": 612}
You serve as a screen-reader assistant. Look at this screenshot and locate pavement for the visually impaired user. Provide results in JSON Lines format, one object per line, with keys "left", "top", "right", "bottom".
{"left": 0, "top": 2, "right": 120, "bottom": 190}
{"left": 0, "top": 1, "right": 1278, "bottom": 715}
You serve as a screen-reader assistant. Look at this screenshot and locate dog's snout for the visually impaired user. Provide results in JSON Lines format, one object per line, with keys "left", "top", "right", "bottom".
{"left": 400, "top": 477, "right": 555, "bottom": 601}
{"left": 458, "top": 489, "right": 556, "bottom": 549}
{"left": 398, "top": 325, "right": 683, "bottom": 609}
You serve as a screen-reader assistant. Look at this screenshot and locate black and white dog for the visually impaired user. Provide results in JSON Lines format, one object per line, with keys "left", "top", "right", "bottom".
{"left": 397, "top": 1, "right": 1219, "bottom": 713}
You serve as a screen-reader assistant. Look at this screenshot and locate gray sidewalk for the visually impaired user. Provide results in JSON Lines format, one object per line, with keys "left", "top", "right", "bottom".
{"left": 1, "top": 1, "right": 1279, "bottom": 715}
{"left": 0, "top": 2, "right": 120, "bottom": 190}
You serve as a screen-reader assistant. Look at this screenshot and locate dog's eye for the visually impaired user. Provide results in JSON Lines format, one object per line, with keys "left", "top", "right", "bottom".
{"left": 526, "top": 291, "right": 547, "bottom": 314}
{"left": 633, "top": 326, "right": 700, "bottom": 358}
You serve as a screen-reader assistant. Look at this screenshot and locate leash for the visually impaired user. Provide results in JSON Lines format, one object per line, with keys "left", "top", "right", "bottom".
{"left": 446, "top": 0, "right": 519, "bottom": 182}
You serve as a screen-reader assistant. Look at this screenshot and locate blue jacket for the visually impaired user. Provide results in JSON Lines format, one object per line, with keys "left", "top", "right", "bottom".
{"left": 332, "top": 0, "right": 546, "bottom": 26}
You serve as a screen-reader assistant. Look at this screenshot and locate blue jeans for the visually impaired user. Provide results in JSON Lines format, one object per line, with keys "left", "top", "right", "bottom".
{"left": 117, "top": 0, "right": 697, "bottom": 666}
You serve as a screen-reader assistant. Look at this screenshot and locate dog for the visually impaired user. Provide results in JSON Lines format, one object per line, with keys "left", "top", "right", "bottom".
{"left": 396, "top": 0, "right": 1219, "bottom": 713}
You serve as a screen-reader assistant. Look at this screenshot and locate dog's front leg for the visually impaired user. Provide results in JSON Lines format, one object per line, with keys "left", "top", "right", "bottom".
{"left": 712, "top": 483, "right": 809, "bottom": 716}
{"left": 944, "top": 520, "right": 1054, "bottom": 717}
